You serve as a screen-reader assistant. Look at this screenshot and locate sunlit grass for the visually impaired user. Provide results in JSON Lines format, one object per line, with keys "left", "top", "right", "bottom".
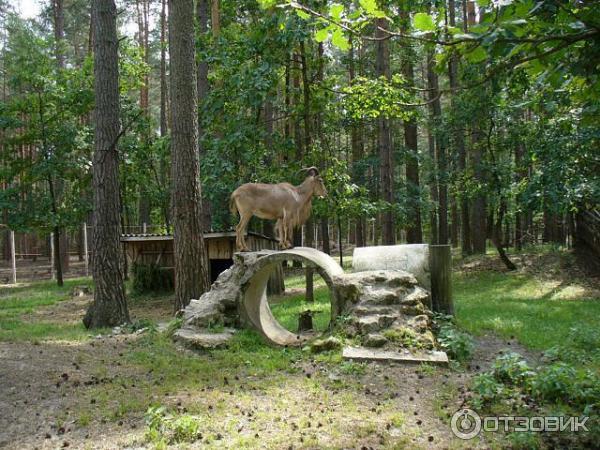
{"left": 453, "top": 270, "right": 600, "bottom": 355}
{"left": 0, "top": 277, "right": 95, "bottom": 342}
{"left": 270, "top": 286, "right": 331, "bottom": 332}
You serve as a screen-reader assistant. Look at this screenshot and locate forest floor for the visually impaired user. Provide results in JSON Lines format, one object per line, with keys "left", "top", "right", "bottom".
{"left": 0, "top": 246, "right": 598, "bottom": 449}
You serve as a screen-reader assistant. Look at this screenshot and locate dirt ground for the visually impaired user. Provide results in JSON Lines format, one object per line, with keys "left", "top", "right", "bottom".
{"left": 0, "top": 288, "right": 542, "bottom": 450}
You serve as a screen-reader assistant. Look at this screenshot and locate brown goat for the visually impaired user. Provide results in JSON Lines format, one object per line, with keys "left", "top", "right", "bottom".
{"left": 229, "top": 167, "right": 327, "bottom": 251}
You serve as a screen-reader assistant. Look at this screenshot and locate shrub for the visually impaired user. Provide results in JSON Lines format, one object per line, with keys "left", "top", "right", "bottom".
{"left": 144, "top": 405, "right": 201, "bottom": 445}
{"left": 132, "top": 263, "right": 174, "bottom": 293}
{"left": 528, "top": 362, "right": 576, "bottom": 403}
{"left": 437, "top": 325, "right": 474, "bottom": 362}
{"left": 492, "top": 352, "right": 534, "bottom": 385}
{"left": 471, "top": 373, "right": 505, "bottom": 408}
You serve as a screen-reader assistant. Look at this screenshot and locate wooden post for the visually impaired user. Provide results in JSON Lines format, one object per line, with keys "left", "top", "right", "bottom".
{"left": 50, "top": 232, "right": 55, "bottom": 280}
{"left": 429, "top": 244, "right": 453, "bottom": 315}
{"left": 142, "top": 222, "right": 147, "bottom": 234}
{"left": 83, "top": 222, "right": 89, "bottom": 276}
{"left": 10, "top": 230, "right": 16, "bottom": 284}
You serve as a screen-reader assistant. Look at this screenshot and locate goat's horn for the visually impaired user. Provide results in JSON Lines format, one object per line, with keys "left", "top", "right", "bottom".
{"left": 299, "top": 166, "right": 319, "bottom": 176}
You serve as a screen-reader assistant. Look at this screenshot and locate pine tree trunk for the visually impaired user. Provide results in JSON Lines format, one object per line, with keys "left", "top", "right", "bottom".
{"left": 52, "top": 0, "right": 67, "bottom": 281}
{"left": 84, "top": 0, "right": 130, "bottom": 328}
{"left": 159, "top": 0, "right": 170, "bottom": 231}
{"left": 169, "top": 0, "right": 210, "bottom": 311}
{"left": 349, "top": 38, "right": 366, "bottom": 247}
{"left": 427, "top": 50, "right": 448, "bottom": 245}
{"left": 197, "top": 0, "right": 212, "bottom": 231}
{"left": 470, "top": 130, "right": 487, "bottom": 254}
{"left": 375, "top": 18, "right": 394, "bottom": 245}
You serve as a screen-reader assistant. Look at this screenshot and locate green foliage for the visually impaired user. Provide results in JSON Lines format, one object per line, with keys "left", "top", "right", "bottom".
{"left": 132, "top": 263, "right": 174, "bottom": 294}
{"left": 492, "top": 352, "right": 534, "bottom": 385}
{"left": 342, "top": 75, "right": 414, "bottom": 120}
{"left": 436, "top": 324, "right": 474, "bottom": 362}
{"left": 471, "top": 372, "right": 506, "bottom": 407}
{"left": 145, "top": 406, "right": 202, "bottom": 446}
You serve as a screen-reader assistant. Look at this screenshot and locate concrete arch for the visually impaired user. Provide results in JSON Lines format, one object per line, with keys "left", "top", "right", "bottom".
{"left": 242, "top": 247, "right": 344, "bottom": 346}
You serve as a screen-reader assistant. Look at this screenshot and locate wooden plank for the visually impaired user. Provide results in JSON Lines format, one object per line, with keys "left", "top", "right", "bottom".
{"left": 342, "top": 347, "right": 448, "bottom": 365}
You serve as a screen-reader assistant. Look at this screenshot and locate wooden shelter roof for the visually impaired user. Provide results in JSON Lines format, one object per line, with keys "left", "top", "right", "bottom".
{"left": 120, "top": 231, "right": 278, "bottom": 243}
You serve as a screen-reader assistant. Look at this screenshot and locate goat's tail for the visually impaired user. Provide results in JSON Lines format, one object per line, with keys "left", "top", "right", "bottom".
{"left": 229, "top": 195, "right": 238, "bottom": 216}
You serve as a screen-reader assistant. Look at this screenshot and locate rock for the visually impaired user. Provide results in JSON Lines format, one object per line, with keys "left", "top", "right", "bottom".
{"left": 181, "top": 298, "right": 225, "bottom": 329}
{"left": 71, "top": 286, "right": 91, "bottom": 297}
{"left": 352, "top": 244, "right": 430, "bottom": 289}
{"left": 310, "top": 336, "right": 342, "bottom": 353}
{"left": 173, "top": 328, "right": 235, "bottom": 350}
{"left": 364, "top": 334, "right": 388, "bottom": 348}
{"left": 356, "top": 315, "right": 396, "bottom": 334}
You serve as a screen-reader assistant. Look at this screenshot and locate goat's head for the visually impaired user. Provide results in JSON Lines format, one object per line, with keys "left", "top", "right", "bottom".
{"left": 300, "top": 166, "right": 327, "bottom": 198}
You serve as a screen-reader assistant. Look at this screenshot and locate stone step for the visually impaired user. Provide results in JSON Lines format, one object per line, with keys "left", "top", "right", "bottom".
{"left": 356, "top": 314, "right": 397, "bottom": 334}
{"left": 342, "top": 346, "right": 448, "bottom": 365}
{"left": 352, "top": 305, "right": 399, "bottom": 317}
{"left": 173, "top": 327, "right": 236, "bottom": 350}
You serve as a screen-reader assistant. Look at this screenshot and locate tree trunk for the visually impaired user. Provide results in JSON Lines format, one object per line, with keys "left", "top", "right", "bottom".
{"left": 375, "top": 18, "right": 395, "bottom": 245}
{"left": 197, "top": 0, "right": 212, "bottom": 231}
{"left": 457, "top": 0, "right": 472, "bottom": 255}
{"left": 427, "top": 49, "right": 448, "bottom": 245}
{"left": 169, "top": 0, "right": 210, "bottom": 311}
{"left": 51, "top": 0, "right": 68, "bottom": 281}
{"left": 84, "top": 0, "right": 130, "bottom": 328}
{"left": 159, "top": 0, "right": 170, "bottom": 230}
{"left": 470, "top": 131, "right": 487, "bottom": 254}
{"left": 427, "top": 128, "right": 439, "bottom": 244}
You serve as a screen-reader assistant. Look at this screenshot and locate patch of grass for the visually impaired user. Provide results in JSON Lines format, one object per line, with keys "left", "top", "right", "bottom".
{"left": 453, "top": 270, "right": 600, "bottom": 367}
{"left": 270, "top": 286, "right": 331, "bottom": 332}
{"left": 0, "top": 277, "right": 96, "bottom": 342}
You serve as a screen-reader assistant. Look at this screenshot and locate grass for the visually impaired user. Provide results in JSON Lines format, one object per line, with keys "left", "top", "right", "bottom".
{"left": 0, "top": 277, "right": 98, "bottom": 341}
{"left": 2, "top": 247, "right": 598, "bottom": 448}
{"left": 453, "top": 270, "right": 600, "bottom": 360}
{"left": 269, "top": 285, "right": 331, "bottom": 332}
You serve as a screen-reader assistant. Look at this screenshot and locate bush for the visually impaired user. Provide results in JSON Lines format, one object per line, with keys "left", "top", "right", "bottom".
{"left": 437, "top": 324, "right": 474, "bottom": 362}
{"left": 145, "top": 405, "right": 201, "bottom": 445}
{"left": 528, "top": 362, "right": 576, "bottom": 403}
{"left": 132, "top": 263, "right": 174, "bottom": 293}
{"left": 471, "top": 373, "right": 505, "bottom": 408}
{"left": 492, "top": 352, "right": 534, "bottom": 385}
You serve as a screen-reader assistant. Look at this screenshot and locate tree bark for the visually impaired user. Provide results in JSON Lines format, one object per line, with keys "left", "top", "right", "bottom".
{"left": 427, "top": 50, "right": 449, "bottom": 245}
{"left": 169, "top": 0, "right": 210, "bottom": 311}
{"left": 375, "top": 18, "right": 395, "bottom": 245}
{"left": 197, "top": 0, "right": 212, "bottom": 231}
{"left": 84, "top": 0, "right": 130, "bottom": 328}
{"left": 349, "top": 37, "right": 366, "bottom": 247}
{"left": 159, "top": 0, "right": 170, "bottom": 230}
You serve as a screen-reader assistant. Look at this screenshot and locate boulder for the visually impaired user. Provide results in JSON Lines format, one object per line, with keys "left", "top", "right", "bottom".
{"left": 173, "top": 328, "right": 236, "bottom": 350}
{"left": 310, "top": 336, "right": 343, "bottom": 353}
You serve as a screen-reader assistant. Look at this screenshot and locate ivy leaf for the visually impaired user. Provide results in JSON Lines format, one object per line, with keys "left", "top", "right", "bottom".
{"left": 315, "top": 28, "right": 329, "bottom": 43}
{"left": 413, "top": 13, "right": 435, "bottom": 32}
{"left": 331, "top": 27, "right": 350, "bottom": 51}
{"left": 330, "top": 3, "right": 344, "bottom": 20}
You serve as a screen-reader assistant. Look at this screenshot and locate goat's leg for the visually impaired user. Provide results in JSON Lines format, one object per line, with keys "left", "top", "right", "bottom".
{"left": 286, "top": 221, "right": 294, "bottom": 248}
{"left": 236, "top": 213, "right": 252, "bottom": 251}
{"left": 275, "top": 219, "right": 286, "bottom": 250}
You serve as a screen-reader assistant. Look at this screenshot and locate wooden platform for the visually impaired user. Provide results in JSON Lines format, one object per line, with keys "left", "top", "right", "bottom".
{"left": 342, "top": 347, "right": 449, "bottom": 365}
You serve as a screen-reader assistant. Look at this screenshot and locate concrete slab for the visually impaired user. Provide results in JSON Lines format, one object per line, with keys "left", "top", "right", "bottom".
{"left": 352, "top": 244, "right": 430, "bottom": 289}
{"left": 342, "top": 346, "right": 448, "bottom": 365}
